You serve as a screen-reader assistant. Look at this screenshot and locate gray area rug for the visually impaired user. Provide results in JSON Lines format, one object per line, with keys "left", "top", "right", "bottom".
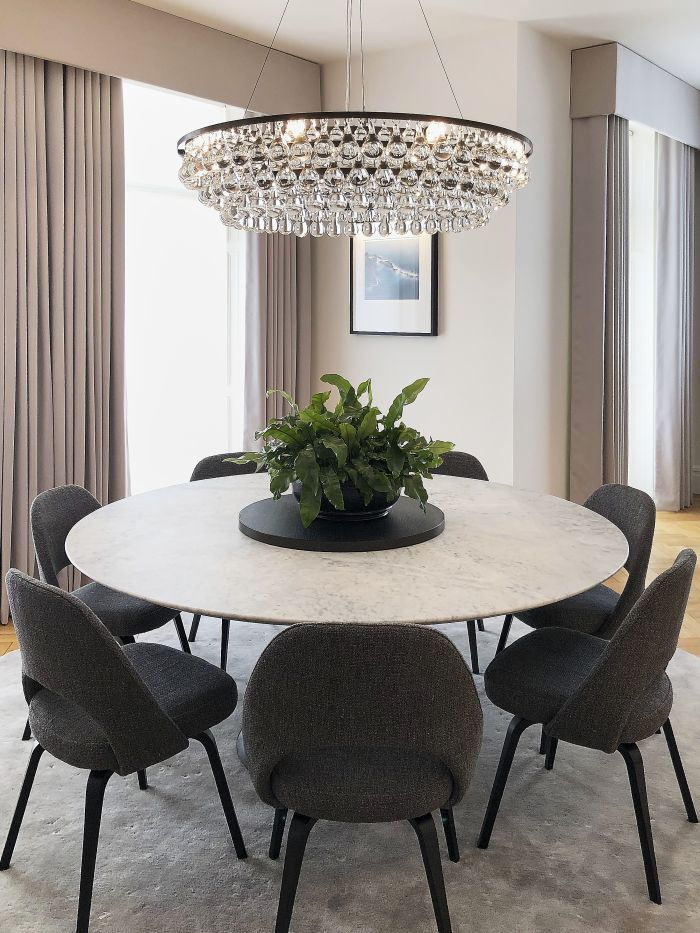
{"left": 1, "top": 616, "right": 699, "bottom": 933}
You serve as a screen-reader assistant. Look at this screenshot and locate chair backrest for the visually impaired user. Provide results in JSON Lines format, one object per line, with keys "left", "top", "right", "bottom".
{"left": 190, "top": 452, "right": 258, "bottom": 482}
{"left": 242, "top": 622, "right": 483, "bottom": 811}
{"left": 584, "top": 483, "right": 656, "bottom": 636}
{"left": 31, "top": 485, "right": 101, "bottom": 587}
{"left": 432, "top": 450, "right": 488, "bottom": 481}
{"left": 548, "top": 548, "right": 696, "bottom": 753}
{"left": 6, "top": 570, "right": 188, "bottom": 774}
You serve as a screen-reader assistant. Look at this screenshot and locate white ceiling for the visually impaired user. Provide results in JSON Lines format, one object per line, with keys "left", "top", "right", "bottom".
{"left": 133, "top": 0, "right": 700, "bottom": 87}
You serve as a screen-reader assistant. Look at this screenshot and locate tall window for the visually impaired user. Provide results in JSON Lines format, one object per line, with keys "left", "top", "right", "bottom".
{"left": 123, "top": 82, "right": 245, "bottom": 493}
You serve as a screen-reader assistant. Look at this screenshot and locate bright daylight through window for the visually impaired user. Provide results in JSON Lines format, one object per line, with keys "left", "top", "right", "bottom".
{"left": 123, "top": 82, "right": 245, "bottom": 493}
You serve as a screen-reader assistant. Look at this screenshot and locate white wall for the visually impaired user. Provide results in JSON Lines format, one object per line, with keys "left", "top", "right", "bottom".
{"left": 513, "top": 26, "right": 572, "bottom": 497}
{"left": 311, "top": 24, "right": 573, "bottom": 491}
{"left": 312, "top": 24, "right": 520, "bottom": 484}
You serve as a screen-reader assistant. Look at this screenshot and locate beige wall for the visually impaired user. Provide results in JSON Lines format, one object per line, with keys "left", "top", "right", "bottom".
{"left": 0, "top": 0, "right": 320, "bottom": 110}
{"left": 513, "top": 25, "right": 572, "bottom": 497}
{"left": 311, "top": 25, "right": 573, "bottom": 492}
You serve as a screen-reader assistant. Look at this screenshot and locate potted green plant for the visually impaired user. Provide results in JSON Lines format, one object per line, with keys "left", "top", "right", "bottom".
{"left": 231, "top": 374, "right": 454, "bottom": 527}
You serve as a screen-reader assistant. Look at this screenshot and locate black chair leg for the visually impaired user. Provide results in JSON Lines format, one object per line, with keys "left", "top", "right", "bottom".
{"left": 220, "top": 619, "right": 231, "bottom": 671}
{"left": 539, "top": 726, "right": 547, "bottom": 754}
{"left": 77, "top": 770, "right": 112, "bottom": 933}
{"left": 662, "top": 719, "right": 698, "bottom": 823}
{"left": 188, "top": 613, "right": 201, "bottom": 642}
{"left": 137, "top": 770, "right": 148, "bottom": 790}
{"left": 410, "top": 813, "right": 453, "bottom": 933}
{"left": 440, "top": 807, "right": 459, "bottom": 862}
{"left": 0, "top": 742, "right": 45, "bottom": 869}
{"left": 193, "top": 730, "right": 247, "bottom": 859}
{"left": 544, "top": 737, "right": 558, "bottom": 771}
{"left": 21, "top": 717, "right": 31, "bottom": 741}
{"left": 275, "top": 812, "right": 316, "bottom": 933}
{"left": 466, "top": 620, "right": 479, "bottom": 675}
{"left": 270, "top": 807, "right": 288, "bottom": 859}
{"left": 478, "top": 716, "right": 533, "bottom": 849}
{"left": 618, "top": 743, "right": 661, "bottom": 904}
{"left": 496, "top": 615, "right": 513, "bottom": 654}
{"left": 174, "top": 614, "right": 191, "bottom": 654}
{"left": 476, "top": 619, "right": 485, "bottom": 632}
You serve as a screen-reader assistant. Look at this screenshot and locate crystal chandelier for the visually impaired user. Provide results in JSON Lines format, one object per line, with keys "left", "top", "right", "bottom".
{"left": 177, "top": 1, "right": 532, "bottom": 237}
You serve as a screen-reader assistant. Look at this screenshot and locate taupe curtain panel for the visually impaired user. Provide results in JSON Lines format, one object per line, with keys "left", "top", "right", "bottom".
{"left": 243, "top": 234, "right": 312, "bottom": 448}
{"left": 570, "top": 115, "right": 629, "bottom": 503}
{"left": 654, "top": 135, "right": 694, "bottom": 511}
{"left": 1, "top": 51, "right": 126, "bottom": 623}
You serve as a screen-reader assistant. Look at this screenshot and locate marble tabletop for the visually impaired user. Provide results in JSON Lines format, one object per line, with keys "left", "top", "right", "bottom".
{"left": 65, "top": 474, "right": 628, "bottom": 625}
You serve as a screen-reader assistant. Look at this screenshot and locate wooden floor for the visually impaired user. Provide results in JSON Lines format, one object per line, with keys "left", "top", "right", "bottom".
{"left": 2, "top": 505, "right": 700, "bottom": 657}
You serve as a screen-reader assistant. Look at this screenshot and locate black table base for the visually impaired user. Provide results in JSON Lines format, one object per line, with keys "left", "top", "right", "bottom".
{"left": 239, "top": 494, "right": 445, "bottom": 552}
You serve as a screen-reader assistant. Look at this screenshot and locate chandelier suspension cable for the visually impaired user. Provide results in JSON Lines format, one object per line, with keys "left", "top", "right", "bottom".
{"left": 345, "top": 0, "right": 353, "bottom": 111}
{"left": 245, "top": 0, "right": 292, "bottom": 114}
{"left": 416, "top": 0, "right": 463, "bottom": 118}
{"left": 358, "top": 0, "right": 366, "bottom": 111}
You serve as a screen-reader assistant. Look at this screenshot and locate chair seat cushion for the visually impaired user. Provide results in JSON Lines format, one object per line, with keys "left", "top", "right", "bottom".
{"left": 270, "top": 747, "right": 454, "bottom": 823}
{"left": 484, "top": 627, "right": 673, "bottom": 745}
{"left": 28, "top": 645, "right": 237, "bottom": 772}
{"left": 124, "top": 643, "right": 238, "bottom": 738}
{"left": 516, "top": 583, "right": 619, "bottom": 636}
{"left": 485, "top": 627, "right": 606, "bottom": 725}
{"left": 75, "top": 582, "right": 176, "bottom": 637}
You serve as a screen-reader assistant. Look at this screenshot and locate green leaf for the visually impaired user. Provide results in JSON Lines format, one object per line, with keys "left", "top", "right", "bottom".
{"left": 299, "top": 482, "right": 321, "bottom": 527}
{"left": 403, "top": 474, "right": 428, "bottom": 509}
{"left": 401, "top": 377, "right": 430, "bottom": 405}
{"left": 429, "top": 440, "right": 455, "bottom": 456}
{"left": 269, "top": 471, "right": 292, "bottom": 497}
{"left": 320, "top": 468, "right": 345, "bottom": 510}
{"left": 354, "top": 459, "right": 393, "bottom": 494}
{"left": 339, "top": 422, "right": 357, "bottom": 450}
{"left": 266, "top": 388, "right": 298, "bottom": 413}
{"left": 227, "top": 452, "right": 261, "bottom": 465}
{"left": 310, "top": 390, "right": 332, "bottom": 411}
{"left": 357, "top": 409, "right": 378, "bottom": 441}
{"left": 321, "top": 373, "right": 354, "bottom": 401}
{"left": 386, "top": 445, "right": 405, "bottom": 476}
{"left": 294, "top": 446, "right": 319, "bottom": 495}
{"left": 300, "top": 408, "right": 335, "bottom": 432}
{"left": 319, "top": 436, "right": 348, "bottom": 467}
{"left": 385, "top": 392, "right": 405, "bottom": 428}
{"left": 357, "top": 379, "right": 373, "bottom": 403}
{"left": 261, "top": 424, "right": 304, "bottom": 446}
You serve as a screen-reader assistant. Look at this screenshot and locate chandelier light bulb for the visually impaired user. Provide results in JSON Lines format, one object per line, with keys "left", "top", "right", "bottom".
{"left": 425, "top": 121, "right": 447, "bottom": 143}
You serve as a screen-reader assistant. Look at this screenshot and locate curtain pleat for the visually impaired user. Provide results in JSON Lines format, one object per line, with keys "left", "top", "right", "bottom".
{"left": 0, "top": 51, "right": 126, "bottom": 622}
{"left": 570, "top": 115, "right": 629, "bottom": 502}
{"left": 243, "top": 233, "right": 312, "bottom": 447}
{"left": 654, "top": 134, "right": 694, "bottom": 510}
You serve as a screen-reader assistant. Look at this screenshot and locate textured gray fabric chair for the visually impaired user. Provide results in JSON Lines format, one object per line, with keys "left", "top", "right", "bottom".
{"left": 431, "top": 450, "right": 505, "bottom": 674}
{"left": 31, "top": 484, "right": 190, "bottom": 648}
{"left": 478, "top": 549, "right": 697, "bottom": 904}
{"left": 187, "top": 452, "right": 258, "bottom": 665}
{"left": 497, "top": 483, "right": 656, "bottom": 653}
{"left": 1, "top": 571, "right": 247, "bottom": 933}
{"left": 243, "top": 622, "right": 483, "bottom": 933}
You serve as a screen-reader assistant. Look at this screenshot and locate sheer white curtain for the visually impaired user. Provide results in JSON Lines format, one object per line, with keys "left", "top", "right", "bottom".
{"left": 654, "top": 135, "right": 694, "bottom": 510}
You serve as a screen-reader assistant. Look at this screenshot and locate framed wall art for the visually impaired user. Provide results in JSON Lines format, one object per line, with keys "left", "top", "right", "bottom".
{"left": 350, "top": 233, "right": 438, "bottom": 336}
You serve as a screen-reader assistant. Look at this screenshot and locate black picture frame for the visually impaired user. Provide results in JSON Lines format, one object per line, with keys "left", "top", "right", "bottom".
{"left": 350, "top": 233, "right": 439, "bottom": 336}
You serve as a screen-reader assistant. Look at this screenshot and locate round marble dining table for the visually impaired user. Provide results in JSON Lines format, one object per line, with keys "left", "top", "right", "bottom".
{"left": 65, "top": 473, "right": 628, "bottom": 625}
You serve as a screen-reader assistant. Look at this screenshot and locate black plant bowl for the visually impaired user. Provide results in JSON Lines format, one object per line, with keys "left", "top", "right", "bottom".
{"left": 292, "top": 480, "right": 400, "bottom": 522}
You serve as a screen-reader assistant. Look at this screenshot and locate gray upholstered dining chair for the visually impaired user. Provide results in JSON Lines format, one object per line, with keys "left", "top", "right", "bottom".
{"left": 432, "top": 450, "right": 507, "bottom": 674}
{"left": 497, "top": 483, "right": 656, "bottom": 654}
{"left": 31, "top": 484, "right": 190, "bottom": 650}
{"left": 187, "top": 452, "right": 258, "bottom": 668}
{"left": 24, "top": 484, "right": 191, "bottom": 743}
{"left": 478, "top": 549, "right": 697, "bottom": 905}
{"left": 1, "top": 570, "right": 247, "bottom": 933}
{"left": 242, "top": 622, "right": 483, "bottom": 933}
